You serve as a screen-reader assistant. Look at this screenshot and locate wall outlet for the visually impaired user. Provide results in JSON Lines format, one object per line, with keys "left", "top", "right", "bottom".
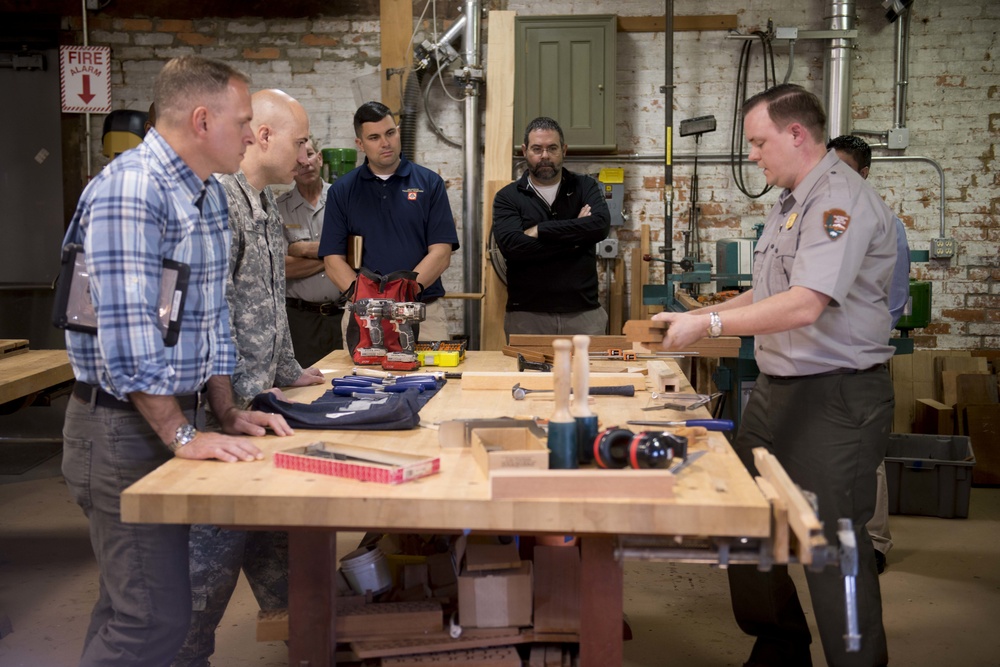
{"left": 930, "top": 237, "right": 956, "bottom": 259}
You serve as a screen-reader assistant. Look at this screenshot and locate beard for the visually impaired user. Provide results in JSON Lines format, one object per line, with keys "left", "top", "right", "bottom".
{"left": 528, "top": 160, "right": 559, "bottom": 181}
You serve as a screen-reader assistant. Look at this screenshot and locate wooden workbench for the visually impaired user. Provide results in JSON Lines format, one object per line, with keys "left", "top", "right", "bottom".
{"left": 0, "top": 340, "right": 73, "bottom": 406}
{"left": 122, "top": 351, "right": 770, "bottom": 666}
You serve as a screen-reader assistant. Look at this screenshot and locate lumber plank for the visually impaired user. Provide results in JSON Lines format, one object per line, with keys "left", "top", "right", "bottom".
{"left": 381, "top": 645, "right": 522, "bottom": 666}
{"left": 755, "top": 477, "right": 789, "bottom": 565}
{"left": 623, "top": 320, "right": 741, "bottom": 357}
{"left": 465, "top": 542, "right": 522, "bottom": 572}
{"left": 379, "top": 0, "right": 412, "bottom": 115}
{"left": 617, "top": 14, "right": 738, "bottom": 32}
{"left": 752, "top": 448, "right": 824, "bottom": 566}
{"left": 491, "top": 469, "right": 675, "bottom": 500}
{"left": 914, "top": 398, "right": 954, "bottom": 435}
{"left": 351, "top": 628, "right": 529, "bottom": 659}
{"left": 579, "top": 537, "right": 622, "bottom": 667}
{"left": 940, "top": 370, "right": 990, "bottom": 407}
{"left": 0, "top": 349, "right": 74, "bottom": 405}
{"left": 459, "top": 371, "right": 645, "bottom": 391}
{"left": 480, "top": 10, "right": 516, "bottom": 351}
{"left": 509, "top": 334, "right": 627, "bottom": 349}
{"left": 966, "top": 404, "right": 1000, "bottom": 485}
{"left": 609, "top": 257, "right": 625, "bottom": 335}
{"left": 257, "top": 600, "right": 443, "bottom": 643}
{"left": 0, "top": 339, "right": 29, "bottom": 358}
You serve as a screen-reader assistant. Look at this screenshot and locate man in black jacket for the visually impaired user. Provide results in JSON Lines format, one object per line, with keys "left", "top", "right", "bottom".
{"left": 492, "top": 117, "right": 611, "bottom": 340}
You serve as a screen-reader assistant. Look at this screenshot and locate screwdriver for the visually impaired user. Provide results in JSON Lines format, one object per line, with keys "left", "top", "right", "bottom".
{"left": 625, "top": 419, "right": 734, "bottom": 431}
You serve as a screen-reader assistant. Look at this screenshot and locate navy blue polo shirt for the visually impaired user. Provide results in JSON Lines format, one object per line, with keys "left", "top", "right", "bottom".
{"left": 318, "top": 156, "right": 459, "bottom": 300}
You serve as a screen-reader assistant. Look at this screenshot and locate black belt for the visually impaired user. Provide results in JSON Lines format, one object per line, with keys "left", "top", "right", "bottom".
{"left": 72, "top": 381, "right": 201, "bottom": 411}
{"left": 286, "top": 297, "right": 342, "bottom": 316}
{"left": 767, "top": 363, "right": 887, "bottom": 382}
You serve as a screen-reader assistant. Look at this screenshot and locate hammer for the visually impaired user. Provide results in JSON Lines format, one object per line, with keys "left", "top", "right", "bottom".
{"left": 517, "top": 354, "right": 553, "bottom": 373}
{"left": 511, "top": 382, "right": 636, "bottom": 400}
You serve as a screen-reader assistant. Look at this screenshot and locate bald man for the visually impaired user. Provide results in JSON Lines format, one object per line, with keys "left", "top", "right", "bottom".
{"left": 173, "top": 89, "right": 324, "bottom": 667}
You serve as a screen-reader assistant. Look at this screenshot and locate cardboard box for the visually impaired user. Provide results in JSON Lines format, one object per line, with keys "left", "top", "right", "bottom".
{"left": 471, "top": 428, "right": 549, "bottom": 476}
{"left": 458, "top": 561, "right": 533, "bottom": 628}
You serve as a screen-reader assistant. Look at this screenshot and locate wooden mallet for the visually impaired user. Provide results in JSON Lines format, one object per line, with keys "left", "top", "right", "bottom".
{"left": 547, "top": 339, "right": 578, "bottom": 469}
{"left": 572, "top": 334, "right": 598, "bottom": 464}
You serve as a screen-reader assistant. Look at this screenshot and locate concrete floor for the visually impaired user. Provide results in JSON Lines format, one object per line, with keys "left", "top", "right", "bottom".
{"left": 1, "top": 402, "right": 999, "bottom": 666}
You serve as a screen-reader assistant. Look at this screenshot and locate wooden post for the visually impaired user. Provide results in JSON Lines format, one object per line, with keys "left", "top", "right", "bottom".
{"left": 480, "top": 11, "right": 516, "bottom": 350}
{"left": 288, "top": 529, "right": 338, "bottom": 666}
{"left": 380, "top": 0, "right": 413, "bottom": 114}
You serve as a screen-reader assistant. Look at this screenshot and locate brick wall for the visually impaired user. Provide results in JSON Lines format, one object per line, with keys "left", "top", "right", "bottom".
{"left": 64, "top": 0, "right": 998, "bottom": 347}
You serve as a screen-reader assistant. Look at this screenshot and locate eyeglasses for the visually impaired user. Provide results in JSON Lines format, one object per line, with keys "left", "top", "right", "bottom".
{"left": 527, "top": 144, "right": 562, "bottom": 157}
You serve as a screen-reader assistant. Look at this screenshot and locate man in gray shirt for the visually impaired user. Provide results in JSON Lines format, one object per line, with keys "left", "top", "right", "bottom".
{"left": 278, "top": 138, "right": 343, "bottom": 367}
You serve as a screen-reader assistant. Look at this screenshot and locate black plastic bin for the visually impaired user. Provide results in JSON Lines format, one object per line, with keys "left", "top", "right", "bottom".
{"left": 884, "top": 433, "right": 975, "bottom": 519}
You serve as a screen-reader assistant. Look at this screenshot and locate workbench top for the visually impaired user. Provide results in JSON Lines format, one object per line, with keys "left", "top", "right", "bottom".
{"left": 122, "top": 351, "right": 769, "bottom": 539}
{"left": 0, "top": 347, "right": 73, "bottom": 406}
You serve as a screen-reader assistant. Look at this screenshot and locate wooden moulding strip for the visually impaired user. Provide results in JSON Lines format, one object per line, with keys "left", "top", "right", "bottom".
{"left": 257, "top": 600, "right": 443, "bottom": 643}
{"left": 509, "top": 334, "right": 628, "bottom": 349}
{"left": 751, "top": 448, "right": 824, "bottom": 566}
{"left": 351, "top": 628, "right": 530, "bottom": 659}
{"left": 617, "top": 14, "right": 739, "bottom": 32}
{"left": 755, "top": 476, "right": 789, "bottom": 565}
{"left": 623, "top": 320, "right": 742, "bottom": 357}
{"left": 490, "top": 469, "right": 675, "bottom": 500}
{"left": 460, "top": 371, "right": 646, "bottom": 391}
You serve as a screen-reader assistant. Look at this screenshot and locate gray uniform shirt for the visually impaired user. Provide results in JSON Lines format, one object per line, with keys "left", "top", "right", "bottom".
{"left": 277, "top": 183, "right": 342, "bottom": 304}
{"left": 753, "top": 150, "right": 897, "bottom": 377}
{"left": 219, "top": 171, "right": 303, "bottom": 407}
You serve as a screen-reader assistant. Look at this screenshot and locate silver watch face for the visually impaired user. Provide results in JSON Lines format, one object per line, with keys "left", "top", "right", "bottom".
{"left": 174, "top": 424, "right": 197, "bottom": 446}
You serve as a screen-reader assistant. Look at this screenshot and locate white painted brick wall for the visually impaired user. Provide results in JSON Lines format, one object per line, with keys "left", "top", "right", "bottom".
{"left": 74, "top": 0, "right": 999, "bottom": 347}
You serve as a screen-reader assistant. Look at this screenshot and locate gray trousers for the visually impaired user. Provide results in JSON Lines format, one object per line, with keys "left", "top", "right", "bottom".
{"left": 286, "top": 304, "right": 344, "bottom": 368}
{"left": 728, "top": 370, "right": 891, "bottom": 667}
{"left": 62, "top": 396, "right": 196, "bottom": 667}
{"left": 503, "top": 306, "right": 608, "bottom": 342}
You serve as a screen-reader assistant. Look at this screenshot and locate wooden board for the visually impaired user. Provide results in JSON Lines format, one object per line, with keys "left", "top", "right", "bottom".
{"left": 465, "top": 542, "right": 521, "bottom": 572}
{"left": 755, "top": 477, "right": 789, "bottom": 565}
{"left": 935, "top": 356, "right": 988, "bottom": 403}
{"left": 533, "top": 545, "right": 581, "bottom": 634}
{"left": 379, "top": 0, "right": 412, "bottom": 115}
{"left": 623, "top": 320, "right": 742, "bottom": 357}
{"left": 490, "top": 469, "right": 675, "bottom": 500}
{"left": 609, "top": 257, "right": 625, "bottom": 335}
{"left": 752, "top": 448, "right": 824, "bottom": 566}
{"left": 480, "top": 10, "right": 516, "bottom": 351}
{"left": 0, "top": 349, "right": 74, "bottom": 405}
{"left": 965, "top": 404, "right": 1000, "bottom": 485}
{"left": 956, "top": 373, "right": 999, "bottom": 405}
{"left": 459, "top": 371, "right": 645, "bottom": 391}
{"left": 0, "top": 339, "right": 28, "bottom": 359}
{"left": 914, "top": 398, "right": 954, "bottom": 435}
{"left": 509, "top": 334, "right": 628, "bottom": 350}
{"left": 351, "top": 628, "right": 529, "bottom": 659}
{"left": 617, "top": 15, "right": 738, "bottom": 32}
{"left": 381, "top": 646, "right": 522, "bottom": 666}
{"left": 257, "top": 600, "right": 443, "bottom": 642}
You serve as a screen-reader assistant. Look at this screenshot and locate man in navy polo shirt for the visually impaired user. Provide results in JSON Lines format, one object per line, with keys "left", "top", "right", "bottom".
{"left": 319, "top": 101, "right": 459, "bottom": 340}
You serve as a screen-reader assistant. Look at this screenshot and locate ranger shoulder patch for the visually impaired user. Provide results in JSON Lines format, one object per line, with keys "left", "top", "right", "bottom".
{"left": 823, "top": 208, "right": 850, "bottom": 239}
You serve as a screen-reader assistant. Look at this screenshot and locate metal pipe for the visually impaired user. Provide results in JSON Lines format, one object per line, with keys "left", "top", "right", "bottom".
{"left": 823, "top": 0, "right": 855, "bottom": 141}
{"left": 461, "top": 0, "right": 482, "bottom": 349}
{"left": 893, "top": 7, "right": 911, "bottom": 129}
{"left": 82, "top": 0, "right": 92, "bottom": 180}
{"left": 663, "top": 0, "right": 674, "bottom": 263}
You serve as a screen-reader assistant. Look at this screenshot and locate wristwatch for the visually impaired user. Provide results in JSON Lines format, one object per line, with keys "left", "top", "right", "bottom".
{"left": 169, "top": 424, "right": 197, "bottom": 453}
{"left": 707, "top": 311, "right": 723, "bottom": 338}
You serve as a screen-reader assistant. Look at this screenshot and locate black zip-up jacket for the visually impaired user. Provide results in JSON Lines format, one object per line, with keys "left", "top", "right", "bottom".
{"left": 492, "top": 168, "right": 611, "bottom": 313}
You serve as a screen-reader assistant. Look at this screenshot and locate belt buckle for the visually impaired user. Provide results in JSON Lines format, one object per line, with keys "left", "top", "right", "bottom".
{"left": 319, "top": 302, "right": 336, "bottom": 316}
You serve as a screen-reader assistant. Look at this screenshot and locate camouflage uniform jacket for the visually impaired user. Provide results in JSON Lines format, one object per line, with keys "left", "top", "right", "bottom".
{"left": 218, "top": 171, "right": 303, "bottom": 407}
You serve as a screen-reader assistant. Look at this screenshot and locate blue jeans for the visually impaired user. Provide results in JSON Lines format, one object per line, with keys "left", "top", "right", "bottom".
{"left": 62, "top": 396, "right": 197, "bottom": 667}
